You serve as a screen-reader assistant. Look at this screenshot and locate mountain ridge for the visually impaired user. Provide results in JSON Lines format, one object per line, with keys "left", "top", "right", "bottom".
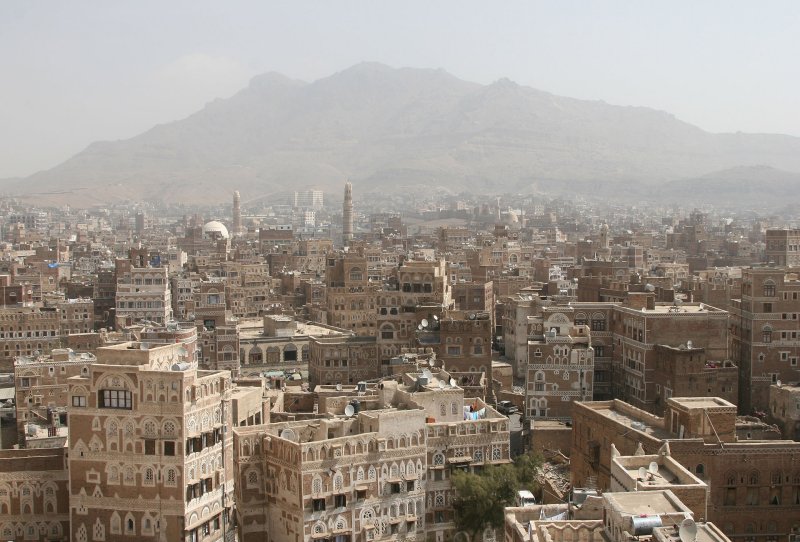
{"left": 4, "top": 62, "right": 800, "bottom": 206}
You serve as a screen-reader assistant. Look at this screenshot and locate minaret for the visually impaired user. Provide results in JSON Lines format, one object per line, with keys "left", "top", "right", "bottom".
{"left": 343, "top": 181, "right": 353, "bottom": 245}
{"left": 232, "top": 190, "right": 242, "bottom": 235}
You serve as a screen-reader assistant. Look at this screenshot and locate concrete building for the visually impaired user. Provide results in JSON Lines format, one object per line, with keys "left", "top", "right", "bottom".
{"left": 232, "top": 191, "right": 243, "bottom": 236}
{"left": 294, "top": 189, "right": 324, "bottom": 211}
{"left": 66, "top": 341, "right": 235, "bottom": 542}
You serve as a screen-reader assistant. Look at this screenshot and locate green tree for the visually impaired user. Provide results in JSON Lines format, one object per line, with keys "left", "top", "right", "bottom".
{"left": 451, "top": 452, "right": 542, "bottom": 542}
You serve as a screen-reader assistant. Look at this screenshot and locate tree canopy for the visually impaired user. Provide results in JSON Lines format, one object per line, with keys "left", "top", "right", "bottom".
{"left": 451, "top": 452, "right": 543, "bottom": 541}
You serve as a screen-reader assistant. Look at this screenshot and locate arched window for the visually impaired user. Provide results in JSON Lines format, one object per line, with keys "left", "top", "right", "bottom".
{"left": 763, "top": 325, "right": 773, "bottom": 343}
{"left": 696, "top": 464, "right": 705, "bottom": 477}
{"left": 763, "top": 280, "right": 776, "bottom": 297}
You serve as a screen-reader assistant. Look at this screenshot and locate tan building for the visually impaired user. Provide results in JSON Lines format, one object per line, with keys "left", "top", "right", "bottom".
{"left": 570, "top": 397, "right": 800, "bottom": 541}
{"left": 611, "top": 293, "right": 729, "bottom": 413}
{"left": 651, "top": 345, "right": 738, "bottom": 416}
{"left": 325, "top": 252, "right": 379, "bottom": 335}
{"left": 525, "top": 308, "right": 594, "bottom": 421}
{"left": 14, "top": 348, "right": 96, "bottom": 446}
{"left": 505, "top": 490, "right": 731, "bottom": 542}
{"left": 0, "top": 447, "right": 70, "bottom": 541}
{"left": 66, "top": 341, "right": 235, "bottom": 542}
{"left": 238, "top": 316, "right": 343, "bottom": 378}
{"left": 764, "top": 229, "right": 800, "bottom": 267}
{"left": 0, "top": 305, "right": 61, "bottom": 371}
{"left": 767, "top": 382, "right": 800, "bottom": 440}
{"left": 731, "top": 267, "right": 800, "bottom": 413}
{"left": 233, "top": 370, "right": 510, "bottom": 542}
{"left": 308, "top": 334, "right": 379, "bottom": 388}
{"left": 114, "top": 264, "right": 172, "bottom": 328}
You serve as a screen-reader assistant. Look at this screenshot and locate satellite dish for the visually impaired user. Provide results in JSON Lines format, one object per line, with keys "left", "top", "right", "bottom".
{"left": 678, "top": 518, "right": 698, "bottom": 542}
{"left": 422, "top": 369, "right": 433, "bottom": 380}
{"left": 648, "top": 461, "right": 659, "bottom": 475}
{"left": 421, "top": 319, "right": 429, "bottom": 328}
{"left": 433, "top": 315, "right": 439, "bottom": 321}
{"left": 344, "top": 404, "right": 355, "bottom": 417}
{"left": 418, "top": 324, "right": 424, "bottom": 331}
{"left": 280, "top": 428, "right": 296, "bottom": 441}
{"left": 645, "top": 283, "right": 655, "bottom": 292}
{"left": 438, "top": 381, "right": 445, "bottom": 390}
{"left": 638, "top": 467, "right": 648, "bottom": 480}
{"left": 336, "top": 383, "right": 342, "bottom": 391}
{"left": 449, "top": 378, "right": 457, "bottom": 387}
{"left": 469, "top": 313, "right": 477, "bottom": 320}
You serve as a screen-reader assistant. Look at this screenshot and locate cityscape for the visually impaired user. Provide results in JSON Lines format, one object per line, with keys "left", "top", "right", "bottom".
{"left": 1, "top": 3, "right": 799, "bottom": 542}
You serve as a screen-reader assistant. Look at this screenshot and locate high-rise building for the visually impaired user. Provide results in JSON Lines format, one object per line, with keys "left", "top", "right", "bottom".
{"left": 67, "top": 341, "right": 235, "bottom": 542}
{"left": 343, "top": 182, "right": 353, "bottom": 245}
{"left": 293, "top": 189, "right": 324, "bottom": 210}
{"left": 232, "top": 191, "right": 242, "bottom": 236}
{"left": 731, "top": 266, "right": 800, "bottom": 413}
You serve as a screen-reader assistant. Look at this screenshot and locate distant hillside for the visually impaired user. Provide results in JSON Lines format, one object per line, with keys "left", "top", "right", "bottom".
{"left": 658, "top": 166, "right": 800, "bottom": 207}
{"left": 4, "top": 62, "right": 800, "bottom": 206}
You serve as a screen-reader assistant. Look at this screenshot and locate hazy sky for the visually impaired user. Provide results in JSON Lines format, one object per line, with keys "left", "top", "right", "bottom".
{"left": 1, "top": 1, "right": 798, "bottom": 178}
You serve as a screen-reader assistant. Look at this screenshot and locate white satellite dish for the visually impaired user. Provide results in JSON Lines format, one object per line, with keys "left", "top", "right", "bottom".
{"left": 438, "top": 381, "right": 445, "bottom": 390}
{"left": 344, "top": 404, "right": 355, "bottom": 417}
{"left": 449, "top": 378, "right": 457, "bottom": 387}
{"left": 433, "top": 315, "right": 439, "bottom": 321}
{"left": 422, "top": 369, "right": 433, "bottom": 380}
{"left": 280, "top": 428, "right": 296, "bottom": 441}
{"left": 418, "top": 324, "right": 424, "bottom": 331}
{"left": 638, "top": 467, "right": 648, "bottom": 480}
{"left": 421, "top": 319, "right": 429, "bottom": 328}
{"left": 336, "top": 383, "right": 342, "bottom": 391}
{"left": 648, "top": 461, "right": 659, "bottom": 475}
{"left": 678, "top": 518, "right": 698, "bottom": 542}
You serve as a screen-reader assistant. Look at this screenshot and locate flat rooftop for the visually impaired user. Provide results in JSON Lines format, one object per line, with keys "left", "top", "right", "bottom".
{"left": 669, "top": 397, "right": 736, "bottom": 410}
{"left": 239, "top": 319, "right": 345, "bottom": 340}
{"left": 642, "top": 303, "right": 724, "bottom": 314}
{"left": 605, "top": 491, "right": 686, "bottom": 516}
{"left": 596, "top": 404, "right": 670, "bottom": 440}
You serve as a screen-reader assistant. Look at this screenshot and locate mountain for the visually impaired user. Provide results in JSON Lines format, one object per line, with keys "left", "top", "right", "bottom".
{"left": 5, "top": 62, "right": 800, "bottom": 207}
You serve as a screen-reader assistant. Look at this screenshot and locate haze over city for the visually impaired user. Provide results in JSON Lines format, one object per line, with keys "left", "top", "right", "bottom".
{"left": 0, "top": 4, "right": 799, "bottom": 542}
{"left": 2, "top": 1, "right": 799, "bottom": 179}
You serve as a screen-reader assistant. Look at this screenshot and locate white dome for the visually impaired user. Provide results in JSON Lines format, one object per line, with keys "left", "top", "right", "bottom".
{"left": 203, "top": 220, "right": 229, "bottom": 239}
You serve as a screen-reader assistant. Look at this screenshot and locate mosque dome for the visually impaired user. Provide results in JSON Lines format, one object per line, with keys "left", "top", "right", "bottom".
{"left": 202, "top": 220, "right": 229, "bottom": 239}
